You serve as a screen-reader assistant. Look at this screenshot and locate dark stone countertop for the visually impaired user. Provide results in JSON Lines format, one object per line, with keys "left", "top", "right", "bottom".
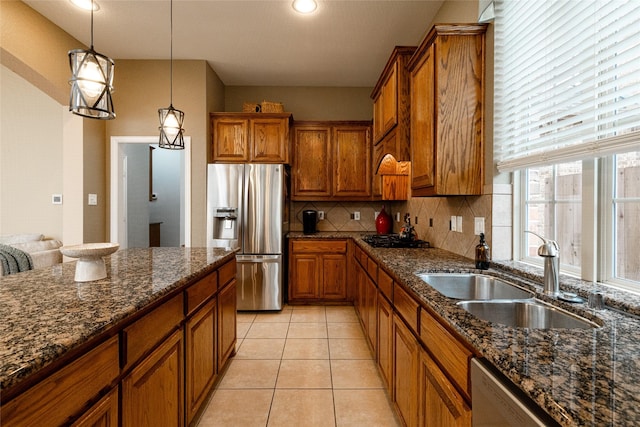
{"left": 0, "top": 247, "right": 236, "bottom": 392}
{"left": 288, "top": 231, "right": 640, "bottom": 427}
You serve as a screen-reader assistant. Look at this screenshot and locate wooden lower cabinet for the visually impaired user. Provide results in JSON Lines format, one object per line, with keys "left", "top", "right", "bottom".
{"left": 393, "top": 315, "right": 419, "bottom": 427}
{"left": 185, "top": 298, "right": 217, "bottom": 425}
{"left": 122, "top": 329, "right": 184, "bottom": 427}
{"left": 218, "top": 279, "right": 237, "bottom": 370}
{"left": 288, "top": 239, "right": 348, "bottom": 302}
{"left": 377, "top": 293, "right": 393, "bottom": 394}
{"left": 418, "top": 348, "right": 471, "bottom": 427}
{"left": 71, "top": 387, "right": 119, "bottom": 427}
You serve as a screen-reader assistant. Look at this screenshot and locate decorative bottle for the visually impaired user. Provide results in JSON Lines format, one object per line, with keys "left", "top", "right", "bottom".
{"left": 475, "top": 233, "right": 491, "bottom": 270}
{"left": 375, "top": 205, "right": 392, "bottom": 235}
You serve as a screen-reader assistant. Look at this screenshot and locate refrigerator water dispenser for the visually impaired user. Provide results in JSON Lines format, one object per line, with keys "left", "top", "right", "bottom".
{"left": 211, "top": 207, "right": 238, "bottom": 241}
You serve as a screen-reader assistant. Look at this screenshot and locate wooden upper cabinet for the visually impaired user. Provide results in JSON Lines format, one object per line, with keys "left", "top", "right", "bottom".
{"left": 292, "top": 121, "right": 372, "bottom": 201}
{"left": 333, "top": 126, "right": 371, "bottom": 198}
{"left": 408, "top": 24, "right": 487, "bottom": 196}
{"left": 292, "top": 124, "right": 332, "bottom": 198}
{"left": 371, "top": 46, "right": 415, "bottom": 161}
{"left": 211, "top": 113, "right": 292, "bottom": 163}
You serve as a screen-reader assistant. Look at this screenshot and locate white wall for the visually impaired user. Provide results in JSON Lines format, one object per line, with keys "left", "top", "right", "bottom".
{"left": 149, "top": 146, "right": 183, "bottom": 247}
{"left": 123, "top": 144, "right": 149, "bottom": 247}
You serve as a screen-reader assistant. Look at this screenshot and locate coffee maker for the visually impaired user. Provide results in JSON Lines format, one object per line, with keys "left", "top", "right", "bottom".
{"left": 302, "top": 210, "right": 318, "bottom": 234}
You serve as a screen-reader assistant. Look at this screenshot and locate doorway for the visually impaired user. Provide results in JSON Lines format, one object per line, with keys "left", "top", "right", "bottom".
{"left": 110, "top": 136, "right": 191, "bottom": 248}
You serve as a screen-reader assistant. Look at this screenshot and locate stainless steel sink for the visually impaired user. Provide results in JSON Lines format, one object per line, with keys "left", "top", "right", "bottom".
{"left": 417, "top": 273, "right": 534, "bottom": 300}
{"left": 457, "top": 300, "right": 600, "bottom": 329}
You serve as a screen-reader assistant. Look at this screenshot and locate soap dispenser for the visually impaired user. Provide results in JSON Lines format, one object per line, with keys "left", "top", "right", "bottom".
{"left": 475, "top": 233, "right": 491, "bottom": 270}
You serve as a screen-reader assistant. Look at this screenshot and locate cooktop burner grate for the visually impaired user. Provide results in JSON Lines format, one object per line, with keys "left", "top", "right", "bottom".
{"left": 361, "top": 234, "right": 430, "bottom": 248}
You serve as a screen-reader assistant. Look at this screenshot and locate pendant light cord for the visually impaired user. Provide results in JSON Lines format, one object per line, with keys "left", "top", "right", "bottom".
{"left": 90, "top": 0, "right": 94, "bottom": 50}
{"left": 170, "top": 0, "right": 173, "bottom": 106}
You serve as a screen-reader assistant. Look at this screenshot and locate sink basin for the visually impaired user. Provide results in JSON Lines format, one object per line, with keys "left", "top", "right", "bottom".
{"left": 417, "top": 274, "right": 534, "bottom": 300}
{"left": 457, "top": 300, "right": 600, "bottom": 329}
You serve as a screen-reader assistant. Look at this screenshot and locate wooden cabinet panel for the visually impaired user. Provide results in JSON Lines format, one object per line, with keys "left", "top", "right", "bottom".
{"left": 365, "top": 273, "right": 378, "bottom": 352}
{"left": 420, "top": 308, "right": 473, "bottom": 400}
{"left": 378, "top": 268, "right": 394, "bottom": 301}
{"left": 292, "top": 125, "right": 332, "bottom": 198}
{"left": 409, "top": 25, "right": 486, "bottom": 196}
{"left": 218, "top": 279, "right": 237, "bottom": 370}
{"left": 251, "top": 118, "right": 289, "bottom": 163}
{"left": 122, "top": 329, "right": 184, "bottom": 427}
{"left": 186, "top": 272, "right": 217, "bottom": 315}
{"left": 322, "top": 254, "right": 348, "bottom": 300}
{"left": 123, "top": 294, "right": 183, "bottom": 370}
{"left": 290, "top": 254, "right": 321, "bottom": 299}
{"left": 185, "top": 298, "right": 217, "bottom": 425}
{"left": 292, "top": 121, "right": 372, "bottom": 201}
{"left": 393, "top": 314, "right": 419, "bottom": 427}
{"left": 394, "top": 283, "right": 419, "bottom": 334}
{"left": 377, "top": 293, "right": 393, "bottom": 395}
{"left": 381, "top": 64, "right": 398, "bottom": 134}
{"left": 418, "top": 348, "right": 471, "bottom": 427}
{"left": 291, "top": 239, "right": 347, "bottom": 253}
{"left": 212, "top": 118, "right": 250, "bottom": 162}
{"left": 71, "top": 387, "right": 118, "bottom": 427}
{"left": 1, "top": 336, "right": 119, "bottom": 427}
{"left": 333, "top": 126, "right": 371, "bottom": 198}
{"left": 218, "top": 258, "right": 236, "bottom": 289}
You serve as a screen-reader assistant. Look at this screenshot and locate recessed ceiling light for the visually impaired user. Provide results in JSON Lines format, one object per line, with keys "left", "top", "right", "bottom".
{"left": 292, "top": 0, "right": 317, "bottom": 14}
{"left": 70, "top": 0, "right": 100, "bottom": 11}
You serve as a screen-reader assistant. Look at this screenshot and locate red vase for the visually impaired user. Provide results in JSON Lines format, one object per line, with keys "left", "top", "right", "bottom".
{"left": 375, "top": 206, "right": 393, "bottom": 234}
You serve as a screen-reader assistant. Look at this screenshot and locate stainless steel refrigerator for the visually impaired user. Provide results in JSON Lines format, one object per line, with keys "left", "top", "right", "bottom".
{"left": 207, "top": 163, "right": 285, "bottom": 310}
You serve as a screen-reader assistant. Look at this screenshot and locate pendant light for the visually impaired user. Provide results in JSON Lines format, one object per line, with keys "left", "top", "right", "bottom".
{"left": 68, "top": 0, "right": 115, "bottom": 120}
{"left": 158, "top": 0, "right": 185, "bottom": 149}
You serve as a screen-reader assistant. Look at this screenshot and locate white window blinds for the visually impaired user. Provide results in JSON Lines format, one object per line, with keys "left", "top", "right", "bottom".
{"left": 494, "top": 0, "right": 640, "bottom": 172}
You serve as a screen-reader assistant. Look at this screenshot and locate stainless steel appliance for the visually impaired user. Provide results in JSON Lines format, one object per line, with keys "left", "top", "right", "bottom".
{"left": 471, "top": 358, "right": 556, "bottom": 426}
{"left": 207, "top": 163, "right": 285, "bottom": 311}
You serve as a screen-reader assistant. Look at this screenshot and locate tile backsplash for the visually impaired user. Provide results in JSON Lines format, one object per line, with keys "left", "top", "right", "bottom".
{"left": 290, "top": 187, "right": 512, "bottom": 262}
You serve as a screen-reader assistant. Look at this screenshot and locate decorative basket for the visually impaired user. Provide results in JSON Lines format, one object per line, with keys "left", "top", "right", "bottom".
{"left": 261, "top": 101, "right": 284, "bottom": 113}
{"left": 242, "top": 102, "right": 262, "bottom": 113}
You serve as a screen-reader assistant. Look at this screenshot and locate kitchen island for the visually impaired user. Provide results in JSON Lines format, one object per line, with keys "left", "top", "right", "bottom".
{"left": 0, "top": 247, "right": 237, "bottom": 426}
{"left": 289, "top": 231, "right": 640, "bottom": 426}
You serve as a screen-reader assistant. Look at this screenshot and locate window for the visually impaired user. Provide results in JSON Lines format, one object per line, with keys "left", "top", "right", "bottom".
{"left": 495, "top": 0, "right": 640, "bottom": 288}
{"left": 523, "top": 162, "right": 582, "bottom": 274}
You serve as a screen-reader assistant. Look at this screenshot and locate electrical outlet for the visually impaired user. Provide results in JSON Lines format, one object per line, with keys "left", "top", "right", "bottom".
{"left": 318, "top": 211, "right": 325, "bottom": 220}
{"left": 451, "top": 216, "right": 457, "bottom": 232}
{"left": 474, "top": 217, "right": 485, "bottom": 235}
{"left": 456, "top": 216, "right": 463, "bottom": 233}
{"left": 353, "top": 211, "right": 361, "bottom": 220}
{"left": 396, "top": 212, "right": 401, "bottom": 222}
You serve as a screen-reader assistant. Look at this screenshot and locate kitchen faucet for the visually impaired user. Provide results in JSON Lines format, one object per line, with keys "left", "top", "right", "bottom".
{"left": 524, "top": 231, "right": 560, "bottom": 297}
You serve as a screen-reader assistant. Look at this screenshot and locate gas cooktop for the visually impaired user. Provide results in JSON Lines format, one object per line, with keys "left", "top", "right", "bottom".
{"left": 361, "top": 234, "right": 430, "bottom": 249}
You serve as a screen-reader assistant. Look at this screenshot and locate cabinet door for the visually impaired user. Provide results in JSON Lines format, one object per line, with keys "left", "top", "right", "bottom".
{"left": 212, "top": 118, "right": 250, "bottom": 162}
{"left": 289, "top": 253, "right": 321, "bottom": 300}
{"left": 418, "top": 348, "right": 471, "bottom": 427}
{"left": 333, "top": 126, "right": 372, "bottom": 198}
{"left": 251, "top": 118, "right": 289, "bottom": 163}
{"left": 393, "top": 315, "right": 419, "bottom": 427}
{"left": 373, "top": 93, "right": 384, "bottom": 142}
{"left": 322, "top": 254, "right": 347, "bottom": 300}
{"left": 365, "top": 273, "right": 377, "bottom": 353}
{"left": 185, "top": 298, "right": 217, "bottom": 425}
{"left": 122, "top": 329, "right": 184, "bottom": 427}
{"left": 71, "top": 387, "right": 118, "bottom": 427}
{"left": 218, "top": 279, "right": 237, "bottom": 370}
{"left": 377, "top": 294, "right": 393, "bottom": 395}
{"left": 410, "top": 44, "right": 436, "bottom": 193}
{"left": 381, "top": 64, "right": 398, "bottom": 134}
{"left": 292, "top": 126, "right": 331, "bottom": 199}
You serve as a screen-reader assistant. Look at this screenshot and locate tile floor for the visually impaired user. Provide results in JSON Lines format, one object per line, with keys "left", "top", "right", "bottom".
{"left": 197, "top": 305, "right": 401, "bottom": 427}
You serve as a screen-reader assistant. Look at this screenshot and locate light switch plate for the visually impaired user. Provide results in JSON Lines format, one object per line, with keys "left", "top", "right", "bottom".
{"left": 474, "top": 217, "right": 485, "bottom": 235}
{"left": 451, "top": 216, "right": 457, "bottom": 232}
{"left": 88, "top": 194, "right": 98, "bottom": 206}
{"left": 52, "top": 194, "right": 63, "bottom": 205}
{"left": 353, "top": 211, "right": 361, "bottom": 220}
{"left": 456, "top": 216, "right": 463, "bottom": 233}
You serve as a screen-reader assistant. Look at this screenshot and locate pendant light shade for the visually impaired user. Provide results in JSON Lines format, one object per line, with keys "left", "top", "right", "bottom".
{"left": 68, "top": 0, "right": 115, "bottom": 120}
{"left": 158, "top": 0, "right": 185, "bottom": 149}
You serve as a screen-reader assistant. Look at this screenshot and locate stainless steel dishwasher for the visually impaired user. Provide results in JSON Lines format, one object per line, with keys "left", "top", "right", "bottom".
{"left": 471, "top": 358, "right": 559, "bottom": 426}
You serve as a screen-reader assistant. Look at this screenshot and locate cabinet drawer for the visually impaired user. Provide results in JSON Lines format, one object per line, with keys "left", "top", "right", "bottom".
{"left": 378, "top": 268, "right": 393, "bottom": 301}
{"left": 291, "top": 239, "right": 347, "bottom": 253}
{"left": 186, "top": 272, "right": 217, "bottom": 315}
{"left": 123, "top": 294, "right": 183, "bottom": 369}
{"left": 393, "top": 284, "right": 419, "bottom": 333}
{"left": 366, "top": 256, "right": 378, "bottom": 282}
{"left": 1, "top": 336, "right": 119, "bottom": 427}
{"left": 420, "top": 308, "right": 473, "bottom": 399}
{"left": 218, "top": 258, "right": 236, "bottom": 289}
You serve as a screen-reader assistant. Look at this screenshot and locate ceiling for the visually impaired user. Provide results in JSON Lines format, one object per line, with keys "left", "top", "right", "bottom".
{"left": 23, "top": 0, "right": 444, "bottom": 87}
